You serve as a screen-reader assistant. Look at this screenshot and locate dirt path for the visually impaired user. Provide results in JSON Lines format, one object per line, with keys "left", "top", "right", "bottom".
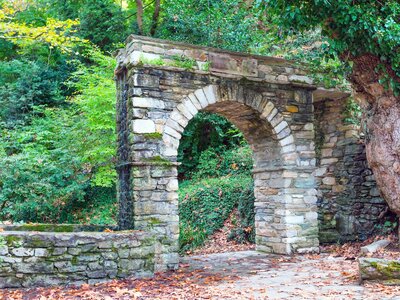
{"left": 3, "top": 250, "right": 400, "bottom": 299}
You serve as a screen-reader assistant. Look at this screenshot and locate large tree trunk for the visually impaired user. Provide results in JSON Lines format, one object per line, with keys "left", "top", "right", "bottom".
{"left": 351, "top": 54, "right": 400, "bottom": 216}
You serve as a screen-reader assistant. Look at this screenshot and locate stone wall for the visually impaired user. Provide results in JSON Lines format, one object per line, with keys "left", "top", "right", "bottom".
{"left": 114, "top": 35, "right": 341, "bottom": 255}
{"left": 314, "top": 98, "right": 392, "bottom": 243}
{"left": 0, "top": 227, "right": 163, "bottom": 288}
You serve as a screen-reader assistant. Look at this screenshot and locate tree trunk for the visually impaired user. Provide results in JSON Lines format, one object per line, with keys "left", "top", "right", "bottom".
{"left": 351, "top": 54, "right": 400, "bottom": 217}
{"left": 135, "top": 0, "right": 144, "bottom": 35}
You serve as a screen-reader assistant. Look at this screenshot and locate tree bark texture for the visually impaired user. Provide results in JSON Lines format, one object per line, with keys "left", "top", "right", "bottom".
{"left": 351, "top": 54, "right": 400, "bottom": 215}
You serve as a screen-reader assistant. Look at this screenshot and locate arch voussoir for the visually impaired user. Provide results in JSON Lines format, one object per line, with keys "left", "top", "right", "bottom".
{"left": 194, "top": 89, "right": 209, "bottom": 108}
{"left": 202, "top": 84, "right": 219, "bottom": 104}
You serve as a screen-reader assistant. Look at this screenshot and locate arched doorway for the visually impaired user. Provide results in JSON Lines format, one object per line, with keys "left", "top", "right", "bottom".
{"left": 177, "top": 110, "right": 255, "bottom": 254}
{"left": 156, "top": 83, "right": 319, "bottom": 257}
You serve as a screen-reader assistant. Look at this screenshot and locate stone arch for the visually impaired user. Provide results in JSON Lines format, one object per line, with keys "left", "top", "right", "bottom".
{"left": 161, "top": 84, "right": 297, "bottom": 165}
{"left": 159, "top": 83, "right": 318, "bottom": 255}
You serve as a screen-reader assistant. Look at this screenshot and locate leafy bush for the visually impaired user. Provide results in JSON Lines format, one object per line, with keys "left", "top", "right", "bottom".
{"left": 191, "top": 146, "right": 253, "bottom": 180}
{"left": 0, "top": 50, "right": 117, "bottom": 224}
{"left": 0, "top": 60, "right": 66, "bottom": 128}
{"left": 157, "top": 0, "right": 267, "bottom": 52}
{"left": 179, "top": 176, "right": 254, "bottom": 253}
{"left": 0, "top": 149, "right": 88, "bottom": 222}
{"left": 78, "top": 0, "right": 128, "bottom": 52}
{"left": 67, "top": 186, "right": 117, "bottom": 225}
{"left": 178, "top": 112, "right": 247, "bottom": 179}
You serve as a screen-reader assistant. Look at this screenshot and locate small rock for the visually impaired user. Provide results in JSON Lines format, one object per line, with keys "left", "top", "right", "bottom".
{"left": 360, "top": 239, "right": 390, "bottom": 254}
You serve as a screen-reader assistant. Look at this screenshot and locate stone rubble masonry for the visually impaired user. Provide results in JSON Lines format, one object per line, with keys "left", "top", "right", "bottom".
{"left": 314, "top": 99, "right": 391, "bottom": 243}
{"left": 0, "top": 36, "right": 387, "bottom": 289}
{"left": 115, "top": 35, "right": 354, "bottom": 258}
{"left": 0, "top": 226, "right": 173, "bottom": 288}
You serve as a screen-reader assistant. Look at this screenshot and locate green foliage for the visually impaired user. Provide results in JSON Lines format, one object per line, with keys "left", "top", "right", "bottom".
{"left": 0, "top": 60, "right": 66, "bottom": 128}
{"left": 343, "top": 98, "right": 362, "bottom": 125}
{"left": 157, "top": 0, "right": 268, "bottom": 52}
{"left": 178, "top": 112, "right": 247, "bottom": 179}
{"left": 67, "top": 186, "right": 117, "bottom": 225}
{"left": 77, "top": 0, "right": 128, "bottom": 52}
{"left": 0, "top": 147, "right": 88, "bottom": 222}
{"left": 139, "top": 54, "right": 196, "bottom": 70}
{"left": 374, "top": 220, "right": 398, "bottom": 236}
{"left": 171, "top": 55, "right": 196, "bottom": 70}
{"left": 37, "top": 0, "right": 128, "bottom": 52}
{"left": 228, "top": 187, "right": 255, "bottom": 244}
{"left": 179, "top": 175, "right": 254, "bottom": 253}
{"left": 139, "top": 55, "right": 166, "bottom": 66}
{"left": 263, "top": 0, "right": 400, "bottom": 94}
{"left": 67, "top": 50, "right": 117, "bottom": 187}
{"left": 0, "top": 2, "right": 117, "bottom": 223}
{"left": 191, "top": 146, "right": 253, "bottom": 181}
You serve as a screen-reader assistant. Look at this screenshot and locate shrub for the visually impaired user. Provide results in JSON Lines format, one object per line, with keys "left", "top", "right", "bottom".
{"left": 191, "top": 146, "right": 253, "bottom": 180}
{"left": 178, "top": 175, "right": 254, "bottom": 253}
{"left": 178, "top": 112, "right": 247, "bottom": 180}
{"left": 0, "top": 60, "right": 66, "bottom": 128}
{"left": 0, "top": 150, "right": 88, "bottom": 223}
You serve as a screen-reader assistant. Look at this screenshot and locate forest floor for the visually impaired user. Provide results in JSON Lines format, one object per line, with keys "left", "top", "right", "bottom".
{"left": 3, "top": 235, "right": 400, "bottom": 299}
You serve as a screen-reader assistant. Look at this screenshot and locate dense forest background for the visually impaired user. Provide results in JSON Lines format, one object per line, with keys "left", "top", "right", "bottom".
{"left": 0, "top": 0, "right": 349, "bottom": 251}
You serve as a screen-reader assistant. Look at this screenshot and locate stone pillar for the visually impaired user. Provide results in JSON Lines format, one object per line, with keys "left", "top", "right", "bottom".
{"left": 115, "top": 68, "right": 180, "bottom": 270}
{"left": 131, "top": 162, "right": 179, "bottom": 271}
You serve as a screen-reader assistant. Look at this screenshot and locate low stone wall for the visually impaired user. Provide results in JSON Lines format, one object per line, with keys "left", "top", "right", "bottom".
{"left": 0, "top": 228, "right": 164, "bottom": 288}
{"left": 0, "top": 223, "right": 118, "bottom": 232}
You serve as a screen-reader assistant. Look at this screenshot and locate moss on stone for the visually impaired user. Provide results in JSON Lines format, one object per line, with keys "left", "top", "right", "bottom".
{"left": 12, "top": 224, "right": 75, "bottom": 232}
{"left": 53, "top": 225, "right": 75, "bottom": 232}
{"left": 5, "top": 236, "right": 23, "bottom": 247}
{"left": 143, "top": 132, "right": 163, "bottom": 140}
{"left": 30, "top": 237, "right": 50, "bottom": 247}
{"left": 367, "top": 260, "right": 400, "bottom": 279}
{"left": 378, "top": 261, "right": 400, "bottom": 278}
{"left": 0, "top": 236, "right": 6, "bottom": 247}
{"left": 201, "top": 61, "right": 211, "bottom": 72}
{"left": 71, "top": 256, "right": 78, "bottom": 266}
{"left": 144, "top": 156, "right": 173, "bottom": 166}
{"left": 148, "top": 218, "right": 162, "bottom": 225}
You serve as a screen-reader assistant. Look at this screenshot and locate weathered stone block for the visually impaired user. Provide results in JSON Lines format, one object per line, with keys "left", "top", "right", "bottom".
{"left": 11, "top": 248, "right": 34, "bottom": 257}
{"left": 132, "top": 120, "right": 156, "bottom": 133}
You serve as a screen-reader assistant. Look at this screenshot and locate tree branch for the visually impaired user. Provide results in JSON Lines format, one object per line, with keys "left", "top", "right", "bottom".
{"left": 149, "top": 0, "right": 161, "bottom": 36}
{"left": 135, "top": 0, "right": 144, "bottom": 35}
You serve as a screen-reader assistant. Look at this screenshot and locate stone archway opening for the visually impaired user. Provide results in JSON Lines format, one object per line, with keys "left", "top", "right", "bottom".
{"left": 161, "top": 84, "right": 319, "bottom": 256}
{"left": 202, "top": 100, "right": 285, "bottom": 253}
{"left": 195, "top": 101, "right": 283, "bottom": 254}
{"left": 177, "top": 110, "right": 256, "bottom": 254}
